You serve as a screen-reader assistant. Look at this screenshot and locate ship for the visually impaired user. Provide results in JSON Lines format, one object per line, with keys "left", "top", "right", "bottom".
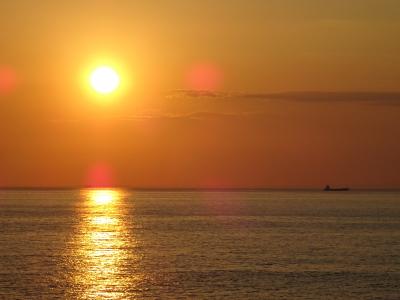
{"left": 324, "top": 185, "right": 349, "bottom": 192}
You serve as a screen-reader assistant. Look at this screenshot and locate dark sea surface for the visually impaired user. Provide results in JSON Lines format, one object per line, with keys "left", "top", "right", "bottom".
{"left": 0, "top": 189, "right": 400, "bottom": 299}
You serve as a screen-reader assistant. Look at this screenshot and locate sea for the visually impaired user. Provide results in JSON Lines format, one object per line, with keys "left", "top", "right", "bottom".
{"left": 0, "top": 189, "right": 399, "bottom": 299}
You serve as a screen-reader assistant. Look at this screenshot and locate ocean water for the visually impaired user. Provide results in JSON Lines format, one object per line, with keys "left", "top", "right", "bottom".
{"left": 0, "top": 190, "right": 400, "bottom": 299}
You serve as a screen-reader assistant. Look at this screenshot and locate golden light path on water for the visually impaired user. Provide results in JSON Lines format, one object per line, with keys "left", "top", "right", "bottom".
{"left": 73, "top": 189, "right": 142, "bottom": 299}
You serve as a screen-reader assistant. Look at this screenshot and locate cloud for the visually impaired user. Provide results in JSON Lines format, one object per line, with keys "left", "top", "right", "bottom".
{"left": 260, "top": 91, "right": 400, "bottom": 104}
{"left": 48, "top": 111, "right": 264, "bottom": 124}
{"left": 48, "top": 90, "right": 400, "bottom": 125}
{"left": 166, "top": 90, "right": 227, "bottom": 99}
{"left": 167, "top": 90, "right": 400, "bottom": 105}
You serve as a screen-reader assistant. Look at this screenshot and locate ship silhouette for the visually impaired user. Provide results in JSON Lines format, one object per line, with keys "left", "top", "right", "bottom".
{"left": 324, "top": 185, "right": 349, "bottom": 192}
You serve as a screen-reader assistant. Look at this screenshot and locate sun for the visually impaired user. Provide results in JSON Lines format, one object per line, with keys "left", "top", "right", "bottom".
{"left": 90, "top": 66, "right": 120, "bottom": 94}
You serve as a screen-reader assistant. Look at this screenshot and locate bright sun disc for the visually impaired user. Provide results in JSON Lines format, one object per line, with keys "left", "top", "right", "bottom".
{"left": 90, "top": 66, "right": 120, "bottom": 94}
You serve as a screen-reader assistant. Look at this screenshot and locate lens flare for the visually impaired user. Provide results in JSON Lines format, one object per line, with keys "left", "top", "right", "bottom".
{"left": 186, "top": 62, "right": 222, "bottom": 91}
{"left": 86, "top": 162, "right": 114, "bottom": 188}
{"left": 0, "top": 67, "right": 18, "bottom": 95}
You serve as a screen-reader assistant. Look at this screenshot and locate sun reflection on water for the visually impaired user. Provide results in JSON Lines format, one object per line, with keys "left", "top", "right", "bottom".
{"left": 91, "top": 216, "right": 119, "bottom": 226}
{"left": 89, "top": 189, "right": 120, "bottom": 205}
{"left": 72, "top": 188, "right": 140, "bottom": 299}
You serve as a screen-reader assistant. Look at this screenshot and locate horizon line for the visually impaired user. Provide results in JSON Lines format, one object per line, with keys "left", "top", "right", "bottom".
{"left": 0, "top": 186, "right": 399, "bottom": 191}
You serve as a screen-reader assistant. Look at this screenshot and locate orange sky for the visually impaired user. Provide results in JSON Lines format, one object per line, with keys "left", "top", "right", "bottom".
{"left": 1, "top": 1, "right": 400, "bottom": 188}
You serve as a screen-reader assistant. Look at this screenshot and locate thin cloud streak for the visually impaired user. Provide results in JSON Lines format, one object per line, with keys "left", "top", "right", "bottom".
{"left": 49, "top": 111, "right": 265, "bottom": 123}
{"left": 167, "top": 90, "right": 400, "bottom": 105}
